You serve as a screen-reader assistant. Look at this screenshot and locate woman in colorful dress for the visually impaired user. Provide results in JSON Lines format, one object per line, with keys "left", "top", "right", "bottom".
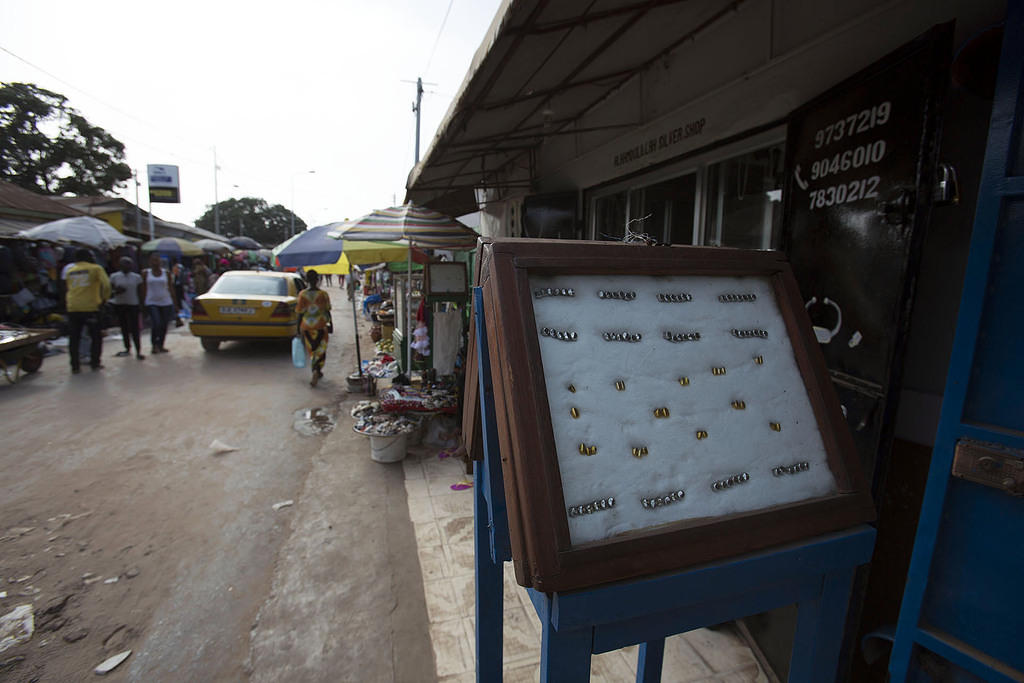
{"left": 295, "top": 269, "right": 333, "bottom": 386}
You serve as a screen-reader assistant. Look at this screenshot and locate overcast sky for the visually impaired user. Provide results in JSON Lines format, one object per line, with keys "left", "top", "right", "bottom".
{"left": 0, "top": 0, "right": 503, "bottom": 231}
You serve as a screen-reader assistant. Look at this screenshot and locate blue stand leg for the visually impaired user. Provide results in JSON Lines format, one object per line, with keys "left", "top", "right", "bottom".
{"left": 636, "top": 639, "right": 665, "bottom": 683}
{"left": 473, "top": 287, "right": 512, "bottom": 681}
{"left": 788, "top": 567, "right": 856, "bottom": 682}
{"left": 474, "top": 459, "right": 503, "bottom": 682}
{"left": 541, "top": 622, "right": 592, "bottom": 683}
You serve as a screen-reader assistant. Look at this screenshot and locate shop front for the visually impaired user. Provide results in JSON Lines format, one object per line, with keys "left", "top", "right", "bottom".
{"left": 408, "top": 1, "right": 1017, "bottom": 680}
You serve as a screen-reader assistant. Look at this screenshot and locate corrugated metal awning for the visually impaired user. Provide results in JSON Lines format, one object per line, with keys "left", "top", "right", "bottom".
{"left": 406, "top": 0, "right": 743, "bottom": 216}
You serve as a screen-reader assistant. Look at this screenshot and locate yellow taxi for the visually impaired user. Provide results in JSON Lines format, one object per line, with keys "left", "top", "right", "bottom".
{"left": 190, "top": 271, "right": 304, "bottom": 351}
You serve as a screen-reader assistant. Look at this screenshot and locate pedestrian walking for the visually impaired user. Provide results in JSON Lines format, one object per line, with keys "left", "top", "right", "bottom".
{"left": 64, "top": 248, "right": 111, "bottom": 373}
{"left": 109, "top": 257, "right": 145, "bottom": 360}
{"left": 295, "top": 269, "right": 333, "bottom": 387}
{"left": 172, "top": 262, "right": 184, "bottom": 304}
{"left": 192, "top": 261, "right": 212, "bottom": 295}
{"left": 141, "top": 254, "right": 178, "bottom": 354}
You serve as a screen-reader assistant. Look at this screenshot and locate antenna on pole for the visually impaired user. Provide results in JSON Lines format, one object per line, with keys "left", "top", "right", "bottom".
{"left": 413, "top": 77, "right": 423, "bottom": 164}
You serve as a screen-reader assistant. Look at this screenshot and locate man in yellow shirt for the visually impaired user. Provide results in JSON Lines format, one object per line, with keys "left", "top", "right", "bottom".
{"left": 65, "top": 248, "right": 111, "bottom": 373}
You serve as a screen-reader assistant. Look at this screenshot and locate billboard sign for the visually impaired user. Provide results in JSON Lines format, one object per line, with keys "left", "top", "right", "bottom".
{"left": 147, "top": 164, "right": 180, "bottom": 203}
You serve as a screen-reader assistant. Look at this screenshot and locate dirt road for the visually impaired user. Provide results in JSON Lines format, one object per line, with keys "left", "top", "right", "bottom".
{"left": 0, "top": 290, "right": 432, "bottom": 682}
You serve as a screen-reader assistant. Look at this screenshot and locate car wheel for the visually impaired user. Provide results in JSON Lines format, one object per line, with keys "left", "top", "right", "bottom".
{"left": 201, "top": 338, "right": 221, "bottom": 352}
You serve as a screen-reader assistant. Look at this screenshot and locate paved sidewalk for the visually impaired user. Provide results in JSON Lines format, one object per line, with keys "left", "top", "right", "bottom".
{"left": 401, "top": 446, "right": 769, "bottom": 682}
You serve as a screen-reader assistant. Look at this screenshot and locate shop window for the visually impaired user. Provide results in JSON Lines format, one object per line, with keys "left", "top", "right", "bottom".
{"left": 594, "top": 191, "right": 627, "bottom": 241}
{"left": 628, "top": 173, "right": 697, "bottom": 244}
{"left": 703, "top": 143, "right": 785, "bottom": 249}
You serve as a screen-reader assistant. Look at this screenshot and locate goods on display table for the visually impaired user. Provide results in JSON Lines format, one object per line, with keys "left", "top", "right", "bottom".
{"left": 0, "top": 325, "right": 58, "bottom": 383}
{"left": 378, "top": 384, "right": 458, "bottom": 413}
{"left": 349, "top": 373, "right": 463, "bottom": 463}
{"left": 363, "top": 354, "right": 398, "bottom": 378}
{"left": 351, "top": 400, "right": 424, "bottom": 437}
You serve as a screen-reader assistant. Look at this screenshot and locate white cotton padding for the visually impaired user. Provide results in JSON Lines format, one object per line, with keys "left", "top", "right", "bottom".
{"left": 529, "top": 274, "right": 838, "bottom": 546}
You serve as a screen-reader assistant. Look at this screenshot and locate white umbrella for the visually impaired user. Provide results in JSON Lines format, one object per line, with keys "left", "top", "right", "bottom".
{"left": 193, "top": 238, "right": 233, "bottom": 253}
{"left": 17, "top": 216, "right": 136, "bottom": 249}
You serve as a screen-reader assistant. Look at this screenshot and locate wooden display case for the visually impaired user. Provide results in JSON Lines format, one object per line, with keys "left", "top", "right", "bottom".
{"left": 475, "top": 238, "right": 874, "bottom": 592}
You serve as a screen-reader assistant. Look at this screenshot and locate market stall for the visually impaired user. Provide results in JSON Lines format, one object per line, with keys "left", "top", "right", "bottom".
{"left": 327, "top": 203, "right": 478, "bottom": 374}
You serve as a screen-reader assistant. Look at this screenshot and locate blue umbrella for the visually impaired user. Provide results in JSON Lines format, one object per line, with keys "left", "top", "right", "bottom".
{"left": 229, "top": 236, "right": 261, "bottom": 249}
{"left": 272, "top": 224, "right": 349, "bottom": 268}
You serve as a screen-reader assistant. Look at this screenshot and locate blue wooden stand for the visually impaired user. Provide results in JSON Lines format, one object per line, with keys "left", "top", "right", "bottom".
{"left": 471, "top": 287, "right": 875, "bottom": 682}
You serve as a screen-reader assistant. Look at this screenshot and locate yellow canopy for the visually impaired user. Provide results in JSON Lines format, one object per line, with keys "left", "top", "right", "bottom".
{"left": 306, "top": 240, "right": 409, "bottom": 274}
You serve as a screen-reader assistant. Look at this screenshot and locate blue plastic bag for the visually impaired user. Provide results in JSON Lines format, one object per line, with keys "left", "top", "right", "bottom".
{"left": 291, "top": 335, "right": 306, "bottom": 368}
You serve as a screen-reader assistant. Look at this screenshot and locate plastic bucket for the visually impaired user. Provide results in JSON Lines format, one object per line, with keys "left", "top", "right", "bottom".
{"left": 370, "top": 433, "right": 407, "bottom": 463}
{"left": 406, "top": 420, "right": 424, "bottom": 446}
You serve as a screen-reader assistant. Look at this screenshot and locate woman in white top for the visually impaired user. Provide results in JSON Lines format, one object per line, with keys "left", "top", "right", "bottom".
{"left": 140, "top": 254, "right": 179, "bottom": 354}
{"left": 109, "top": 256, "right": 145, "bottom": 359}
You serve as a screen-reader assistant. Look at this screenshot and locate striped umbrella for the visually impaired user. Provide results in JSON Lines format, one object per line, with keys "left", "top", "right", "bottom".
{"left": 330, "top": 203, "right": 478, "bottom": 372}
{"left": 329, "top": 203, "right": 478, "bottom": 249}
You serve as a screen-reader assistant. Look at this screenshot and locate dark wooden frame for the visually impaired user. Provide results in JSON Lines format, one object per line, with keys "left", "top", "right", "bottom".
{"left": 477, "top": 238, "right": 875, "bottom": 592}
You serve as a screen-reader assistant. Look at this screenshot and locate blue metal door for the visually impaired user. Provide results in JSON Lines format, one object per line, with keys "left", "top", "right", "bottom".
{"left": 890, "top": 4, "right": 1024, "bottom": 681}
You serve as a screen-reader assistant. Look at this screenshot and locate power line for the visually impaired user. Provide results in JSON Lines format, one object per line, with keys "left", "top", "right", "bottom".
{"left": 0, "top": 46, "right": 295, "bottom": 196}
{"left": 424, "top": 0, "right": 456, "bottom": 75}
{"left": 0, "top": 44, "right": 213, "bottom": 159}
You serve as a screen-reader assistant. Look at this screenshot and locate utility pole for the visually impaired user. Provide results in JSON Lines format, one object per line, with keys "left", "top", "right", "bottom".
{"left": 213, "top": 147, "right": 221, "bottom": 235}
{"left": 403, "top": 77, "right": 435, "bottom": 165}
{"left": 413, "top": 76, "right": 423, "bottom": 164}
{"left": 133, "top": 169, "right": 141, "bottom": 238}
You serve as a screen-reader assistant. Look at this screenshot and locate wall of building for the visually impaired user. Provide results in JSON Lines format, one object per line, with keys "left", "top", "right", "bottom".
{"left": 488, "top": 0, "right": 1004, "bottom": 447}
{"left": 97, "top": 210, "right": 123, "bottom": 232}
{"left": 533, "top": 0, "right": 1005, "bottom": 195}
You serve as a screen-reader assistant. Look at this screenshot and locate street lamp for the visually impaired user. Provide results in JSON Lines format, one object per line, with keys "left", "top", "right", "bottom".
{"left": 290, "top": 170, "right": 316, "bottom": 237}
{"left": 213, "top": 147, "right": 221, "bottom": 235}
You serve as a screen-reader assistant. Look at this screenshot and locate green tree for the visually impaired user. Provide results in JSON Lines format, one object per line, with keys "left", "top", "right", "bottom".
{"left": 0, "top": 82, "right": 132, "bottom": 195}
{"left": 195, "top": 197, "right": 305, "bottom": 246}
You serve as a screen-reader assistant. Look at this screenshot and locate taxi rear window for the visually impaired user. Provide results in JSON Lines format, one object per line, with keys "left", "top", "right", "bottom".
{"left": 210, "top": 275, "right": 287, "bottom": 296}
